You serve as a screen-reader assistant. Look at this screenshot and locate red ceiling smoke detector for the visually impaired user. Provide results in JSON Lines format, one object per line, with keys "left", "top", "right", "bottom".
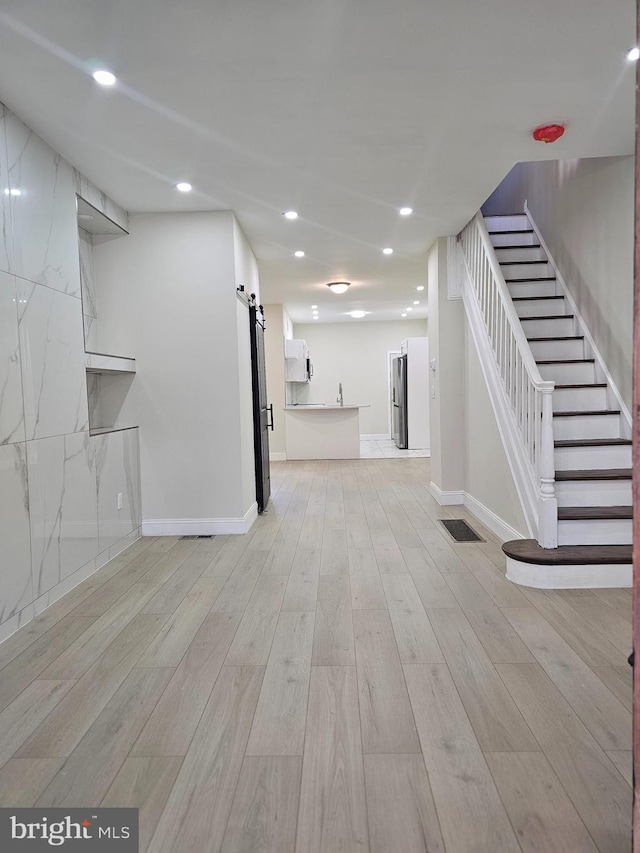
{"left": 532, "top": 123, "right": 565, "bottom": 144}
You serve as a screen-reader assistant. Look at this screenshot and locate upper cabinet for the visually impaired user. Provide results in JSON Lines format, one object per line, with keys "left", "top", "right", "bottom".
{"left": 285, "top": 338, "right": 313, "bottom": 382}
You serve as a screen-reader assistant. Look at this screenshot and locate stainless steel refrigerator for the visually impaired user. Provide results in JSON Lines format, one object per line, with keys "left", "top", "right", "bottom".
{"left": 391, "top": 355, "right": 408, "bottom": 449}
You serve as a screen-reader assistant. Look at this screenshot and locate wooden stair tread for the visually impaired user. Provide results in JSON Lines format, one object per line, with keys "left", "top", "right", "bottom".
{"left": 554, "top": 438, "right": 631, "bottom": 447}
{"left": 558, "top": 506, "right": 633, "bottom": 521}
{"left": 527, "top": 336, "right": 584, "bottom": 342}
{"left": 502, "top": 540, "right": 632, "bottom": 566}
{"left": 553, "top": 409, "right": 620, "bottom": 417}
{"left": 487, "top": 228, "right": 535, "bottom": 235}
{"left": 555, "top": 468, "right": 631, "bottom": 481}
{"left": 554, "top": 383, "right": 607, "bottom": 389}
{"left": 521, "top": 314, "right": 574, "bottom": 321}
{"left": 536, "top": 358, "right": 594, "bottom": 364}
{"left": 512, "top": 295, "right": 564, "bottom": 302}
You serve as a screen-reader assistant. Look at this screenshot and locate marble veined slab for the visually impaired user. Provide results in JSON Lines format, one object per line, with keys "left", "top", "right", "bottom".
{"left": 0, "top": 442, "right": 33, "bottom": 625}
{"left": 78, "top": 227, "right": 97, "bottom": 319}
{"left": 27, "top": 431, "right": 99, "bottom": 598}
{"left": 6, "top": 110, "right": 81, "bottom": 297}
{"left": 0, "top": 103, "right": 11, "bottom": 275}
{"left": 73, "top": 169, "right": 129, "bottom": 234}
{"left": 94, "top": 427, "right": 141, "bottom": 555}
{"left": 0, "top": 270, "right": 25, "bottom": 444}
{"left": 18, "top": 279, "right": 89, "bottom": 440}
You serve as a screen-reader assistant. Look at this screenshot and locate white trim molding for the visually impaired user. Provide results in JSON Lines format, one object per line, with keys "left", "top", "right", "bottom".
{"left": 142, "top": 502, "right": 259, "bottom": 536}
{"left": 430, "top": 482, "right": 464, "bottom": 505}
{"left": 462, "top": 492, "right": 524, "bottom": 543}
{"left": 506, "top": 557, "right": 631, "bottom": 589}
{"left": 269, "top": 452, "right": 287, "bottom": 461}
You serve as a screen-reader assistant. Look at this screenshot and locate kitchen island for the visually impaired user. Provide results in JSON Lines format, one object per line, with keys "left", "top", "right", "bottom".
{"left": 284, "top": 404, "right": 369, "bottom": 460}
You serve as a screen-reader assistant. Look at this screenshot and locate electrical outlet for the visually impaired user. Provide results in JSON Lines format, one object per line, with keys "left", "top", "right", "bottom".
{"left": 117, "top": 492, "right": 123, "bottom": 510}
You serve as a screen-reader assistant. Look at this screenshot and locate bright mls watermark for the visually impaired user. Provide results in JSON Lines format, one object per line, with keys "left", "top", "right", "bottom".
{"left": 1, "top": 809, "right": 138, "bottom": 850}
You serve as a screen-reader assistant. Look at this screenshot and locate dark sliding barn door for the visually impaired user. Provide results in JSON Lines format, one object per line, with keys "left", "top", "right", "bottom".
{"left": 250, "top": 304, "right": 273, "bottom": 512}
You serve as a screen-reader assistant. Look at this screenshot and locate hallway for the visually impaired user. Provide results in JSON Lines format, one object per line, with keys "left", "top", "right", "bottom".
{"left": 0, "top": 458, "right": 631, "bottom": 852}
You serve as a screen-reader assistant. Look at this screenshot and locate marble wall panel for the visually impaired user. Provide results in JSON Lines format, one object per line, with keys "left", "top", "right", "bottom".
{"left": 72, "top": 169, "right": 129, "bottom": 233}
{"left": 27, "top": 431, "right": 98, "bottom": 597}
{"left": 0, "top": 270, "right": 24, "bottom": 445}
{"left": 95, "top": 428, "right": 141, "bottom": 555}
{"left": 0, "top": 442, "right": 32, "bottom": 625}
{"left": 17, "top": 279, "right": 89, "bottom": 440}
{"left": 0, "top": 104, "right": 11, "bottom": 275}
{"left": 78, "top": 228, "right": 97, "bottom": 319}
{"left": 6, "top": 111, "right": 81, "bottom": 297}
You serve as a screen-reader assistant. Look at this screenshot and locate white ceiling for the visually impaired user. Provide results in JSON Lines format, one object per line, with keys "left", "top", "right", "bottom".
{"left": 0, "top": 1, "right": 635, "bottom": 324}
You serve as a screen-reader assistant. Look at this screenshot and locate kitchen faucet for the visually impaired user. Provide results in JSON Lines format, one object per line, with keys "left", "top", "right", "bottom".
{"left": 337, "top": 382, "right": 343, "bottom": 406}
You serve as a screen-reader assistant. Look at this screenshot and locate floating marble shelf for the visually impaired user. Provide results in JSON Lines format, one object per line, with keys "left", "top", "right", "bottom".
{"left": 85, "top": 352, "right": 136, "bottom": 374}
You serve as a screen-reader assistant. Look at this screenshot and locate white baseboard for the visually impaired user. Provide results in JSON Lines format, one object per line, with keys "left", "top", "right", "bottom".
{"left": 429, "top": 482, "right": 464, "bottom": 505}
{"left": 142, "top": 502, "right": 259, "bottom": 536}
{"left": 269, "top": 452, "right": 287, "bottom": 461}
{"left": 360, "top": 434, "right": 390, "bottom": 441}
{"left": 506, "top": 557, "right": 631, "bottom": 589}
{"left": 463, "top": 492, "right": 524, "bottom": 543}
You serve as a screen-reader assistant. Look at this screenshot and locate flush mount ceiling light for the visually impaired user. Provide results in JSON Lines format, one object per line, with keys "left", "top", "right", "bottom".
{"left": 382, "top": 247, "right": 393, "bottom": 255}
{"left": 294, "top": 250, "right": 305, "bottom": 257}
{"left": 413, "top": 300, "right": 420, "bottom": 305}
{"left": 628, "top": 46, "right": 640, "bottom": 61}
{"left": 283, "top": 210, "right": 298, "bottom": 220}
{"left": 416, "top": 285, "right": 425, "bottom": 291}
{"left": 176, "top": 182, "right": 192, "bottom": 192}
{"left": 399, "top": 207, "right": 413, "bottom": 216}
{"left": 327, "top": 281, "right": 350, "bottom": 295}
{"left": 348, "top": 310, "right": 368, "bottom": 319}
{"left": 92, "top": 69, "right": 116, "bottom": 86}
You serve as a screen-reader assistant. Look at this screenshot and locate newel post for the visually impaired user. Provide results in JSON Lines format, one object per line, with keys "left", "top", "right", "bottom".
{"left": 537, "top": 387, "right": 557, "bottom": 548}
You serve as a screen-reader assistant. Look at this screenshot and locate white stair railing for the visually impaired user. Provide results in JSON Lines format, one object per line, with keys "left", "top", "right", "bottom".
{"left": 459, "top": 213, "right": 557, "bottom": 547}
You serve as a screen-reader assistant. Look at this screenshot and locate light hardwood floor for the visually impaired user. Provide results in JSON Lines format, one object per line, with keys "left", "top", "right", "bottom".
{"left": 0, "top": 458, "right": 632, "bottom": 852}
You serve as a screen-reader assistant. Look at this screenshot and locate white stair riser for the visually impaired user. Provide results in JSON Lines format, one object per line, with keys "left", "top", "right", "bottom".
{"left": 538, "top": 362, "right": 595, "bottom": 383}
{"left": 491, "top": 231, "right": 538, "bottom": 247}
{"left": 555, "top": 444, "right": 632, "bottom": 470}
{"left": 558, "top": 519, "right": 632, "bottom": 546}
{"left": 529, "top": 339, "right": 585, "bottom": 361}
{"left": 502, "top": 262, "right": 554, "bottom": 280}
{"left": 484, "top": 215, "right": 530, "bottom": 231}
{"left": 553, "top": 414, "right": 621, "bottom": 441}
{"left": 508, "top": 280, "right": 557, "bottom": 298}
{"left": 556, "top": 479, "right": 631, "bottom": 507}
{"left": 553, "top": 386, "right": 607, "bottom": 411}
{"left": 521, "top": 317, "right": 574, "bottom": 337}
{"left": 514, "top": 298, "right": 567, "bottom": 318}
{"left": 495, "top": 246, "right": 546, "bottom": 263}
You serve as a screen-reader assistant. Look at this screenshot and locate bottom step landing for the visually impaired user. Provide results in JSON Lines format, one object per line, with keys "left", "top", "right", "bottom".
{"left": 501, "top": 540, "right": 631, "bottom": 589}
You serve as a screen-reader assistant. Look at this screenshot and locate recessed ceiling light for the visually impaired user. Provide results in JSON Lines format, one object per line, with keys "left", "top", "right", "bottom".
{"left": 349, "top": 310, "right": 368, "bottom": 319}
{"left": 311, "top": 304, "right": 318, "bottom": 309}
{"left": 312, "top": 311, "right": 319, "bottom": 316}
{"left": 628, "top": 46, "right": 639, "bottom": 61}
{"left": 417, "top": 285, "right": 425, "bottom": 291}
{"left": 313, "top": 316, "right": 319, "bottom": 320}
{"left": 294, "top": 250, "right": 305, "bottom": 257}
{"left": 413, "top": 300, "right": 420, "bottom": 305}
{"left": 327, "top": 281, "right": 350, "bottom": 294}
{"left": 401, "top": 313, "right": 407, "bottom": 317}
{"left": 406, "top": 307, "right": 413, "bottom": 312}
{"left": 283, "top": 210, "right": 298, "bottom": 220}
{"left": 3, "top": 188, "right": 21, "bottom": 196}
{"left": 382, "top": 247, "right": 393, "bottom": 255}
{"left": 176, "top": 182, "right": 192, "bottom": 192}
{"left": 92, "top": 70, "right": 117, "bottom": 86}
{"left": 399, "top": 207, "right": 413, "bottom": 216}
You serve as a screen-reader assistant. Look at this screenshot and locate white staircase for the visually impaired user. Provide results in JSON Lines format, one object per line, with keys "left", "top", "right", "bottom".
{"left": 458, "top": 209, "right": 631, "bottom": 587}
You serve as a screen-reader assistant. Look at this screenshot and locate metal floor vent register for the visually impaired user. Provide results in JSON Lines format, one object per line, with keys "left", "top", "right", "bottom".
{"left": 180, "top": 535, "right": 214, "bottom": 540}
{"left": 440, "top": 519, "right": 483, "bottom": 543}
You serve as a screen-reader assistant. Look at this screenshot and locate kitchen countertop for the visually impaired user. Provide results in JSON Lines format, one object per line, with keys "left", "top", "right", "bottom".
{"left": 284, "top": 404, "right": 370, "bottom": 410}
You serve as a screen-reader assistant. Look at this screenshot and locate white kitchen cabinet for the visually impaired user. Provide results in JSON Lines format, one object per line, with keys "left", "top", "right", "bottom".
{"left": 285, "top": 338, "right": 313, "bottom": 382}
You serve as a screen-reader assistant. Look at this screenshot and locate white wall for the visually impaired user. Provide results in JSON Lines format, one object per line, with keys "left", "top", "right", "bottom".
{"left": 291, "top": 319, "right": 427, "bottom": 436}
{"left": 263, "top": 304, "right": 287, "bottom": 456}
{"left": 95, "top": 211, "right": 258, "bottom": 530}
{"left": 0, "top": 102, "right": 140, "bottom": 643}
{"left": 464, "top": 323, "right": 528, "bottom": 537}
{"left": 483, "top": 156, "right": 633, "bottom": 409}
